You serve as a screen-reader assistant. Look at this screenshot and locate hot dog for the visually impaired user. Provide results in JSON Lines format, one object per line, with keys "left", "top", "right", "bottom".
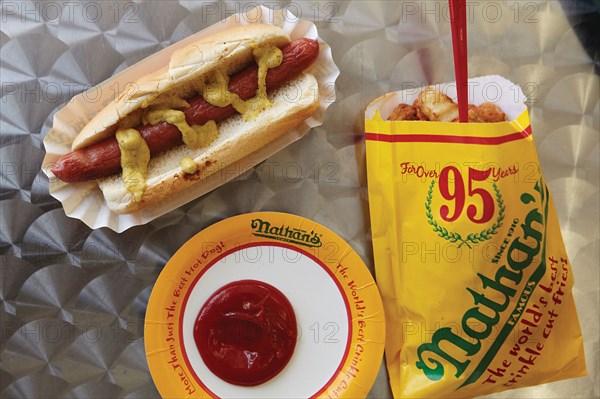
{"left": 52, "top": 39, "right": 319, "bottom": 183}
{"left": 50, "top": 25, "right": 321, "bottom": 213}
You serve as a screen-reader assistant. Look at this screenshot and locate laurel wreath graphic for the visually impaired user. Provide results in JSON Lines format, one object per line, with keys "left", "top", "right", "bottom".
{"left": 425, "top": 180, "right": 505, "bottom": 249}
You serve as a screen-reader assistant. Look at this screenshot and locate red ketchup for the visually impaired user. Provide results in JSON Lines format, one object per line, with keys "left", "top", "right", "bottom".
{"left": 193, "top": 280, "right": 297, "bottom": 386}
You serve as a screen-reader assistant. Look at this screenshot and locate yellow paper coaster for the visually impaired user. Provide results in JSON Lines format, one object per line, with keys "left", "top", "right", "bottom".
{"left": 145, "top": 212, "right": 385, "bottom": 398}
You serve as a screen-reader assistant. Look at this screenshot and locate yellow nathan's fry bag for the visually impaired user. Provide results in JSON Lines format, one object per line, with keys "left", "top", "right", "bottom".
{"left": 365, "top": 76, "right": 587, "bottom": 398}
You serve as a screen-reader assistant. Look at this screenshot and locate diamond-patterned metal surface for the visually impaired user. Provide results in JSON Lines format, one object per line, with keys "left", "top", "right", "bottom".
{"left": 1, "top": 1, "right": 598, "bottom": 398}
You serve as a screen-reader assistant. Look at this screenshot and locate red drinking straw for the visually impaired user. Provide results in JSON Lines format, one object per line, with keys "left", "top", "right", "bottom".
{"left": 449, "top": 0, "right": 468, "bottom": 122}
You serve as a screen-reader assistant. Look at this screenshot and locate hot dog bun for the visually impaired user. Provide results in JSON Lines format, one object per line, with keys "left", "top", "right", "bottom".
{"left": 73, "top": 24, "right": 291, "bottom": 151}
{"left": 67, "top": 24, "right": 319, "bottom": 213}
{"left": 99, "top": 72, "right": 318, "bottom": 213}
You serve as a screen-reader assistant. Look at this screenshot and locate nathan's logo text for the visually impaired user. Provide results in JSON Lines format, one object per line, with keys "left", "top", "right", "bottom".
{"left": 251, "top": 219, "right": 322, "bottom": 248}
{"left": 415, "top": 180, "right": 549, "bottom": 388}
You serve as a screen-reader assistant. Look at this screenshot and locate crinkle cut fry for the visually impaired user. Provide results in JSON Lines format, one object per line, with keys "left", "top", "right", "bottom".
{"left": 387, "top": 87, "right": 506, "bottom": 122}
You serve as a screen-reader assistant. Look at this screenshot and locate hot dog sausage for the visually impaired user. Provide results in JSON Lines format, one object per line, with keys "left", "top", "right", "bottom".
{"left": 52, "top": 38, "right": 320, "bottom": 183}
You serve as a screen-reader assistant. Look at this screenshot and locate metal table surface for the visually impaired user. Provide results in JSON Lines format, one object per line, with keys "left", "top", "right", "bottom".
{"left": 1, "top": 1, "right": 598, "bottom": 398}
